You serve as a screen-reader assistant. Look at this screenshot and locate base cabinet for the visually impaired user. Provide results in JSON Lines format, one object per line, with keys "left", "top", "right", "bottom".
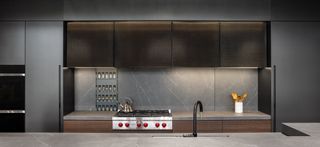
{"left": 64, "top": 120, "right": 271, "bottom": 133}
{"left": 222, "top": 120, "right": 272, "bottom": 132}
{"left": 64, "top": 120, "right": 112, "bottom": 133}
{"left": 173, "top": 120, "right": 222, "bottom": 133}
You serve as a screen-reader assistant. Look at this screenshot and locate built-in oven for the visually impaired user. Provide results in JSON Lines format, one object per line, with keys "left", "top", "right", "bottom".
{"left": 0, "top": 65, "right": 25, "bottom": 132}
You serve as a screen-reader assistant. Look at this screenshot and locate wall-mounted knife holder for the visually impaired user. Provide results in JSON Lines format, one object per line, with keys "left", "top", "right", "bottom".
{"left": 95, "top": 68, "right": 118, "bottom": 111}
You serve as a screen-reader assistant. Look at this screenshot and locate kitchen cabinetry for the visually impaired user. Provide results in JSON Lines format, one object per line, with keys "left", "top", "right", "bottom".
{"left": 173, "top": 120, "right": 223, "bottom": 133}
{"left": 66, "top": 22, "right": 114, "bottom": 67}
{"left": 271, "top": 22, "right": 320, "bottom": 131}
{"left": 0, "top": 22, "right": 25, "bottom": 65}
{"left": 115, "top": 21, "right": 172, "bottom": 67}
{"left": 172, "top": 22, "right": 220, "bottom": 67}
{"left": 220, "top": 22, "right": 267, "bottom": 67}
{"left": 222, "top": 120, "right": 271, "bottom": 132}
{"left": 64, "top": 120, "right": 112, "bottom": 133}
{"left": 26, "top": 21, "right": 63, "bottom": 132}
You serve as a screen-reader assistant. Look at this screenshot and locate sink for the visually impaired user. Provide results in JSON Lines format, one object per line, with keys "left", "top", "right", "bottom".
{"left": 152, "top": 134, "right": 230, "bottom": 138}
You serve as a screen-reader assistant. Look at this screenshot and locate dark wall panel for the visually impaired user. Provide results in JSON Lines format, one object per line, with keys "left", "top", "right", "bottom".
{"left": 271, "top": 22, "right": 320, "bottom": 131}
{"left": 271, "top": 0, "right": 320, "bottom": 21}
{"left": 258, "top": 68, "right": 271, "bottom": 115}
{"left": 0, "top": 0, "right": 63, "bottom": 20}
{"left": 63, "top": 68, "right": 74, "bottom": 115}
{"left": 64, "top": 0, "right": 270, "bottom": 20}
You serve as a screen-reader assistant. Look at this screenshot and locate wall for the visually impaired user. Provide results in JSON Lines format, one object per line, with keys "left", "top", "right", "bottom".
{"left": 74, "top": 68, "right": 258, "bottom": 112}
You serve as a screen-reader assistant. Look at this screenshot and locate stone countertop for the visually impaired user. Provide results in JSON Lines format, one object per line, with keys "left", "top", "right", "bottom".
{"left": 64, "top": 111, "right": 270, "bottom": 121}
{"left": 172, "top": 111, "right": 271, "bottom": 120}
{"left": 0, "top": 123, "right": 320, "bottom": 147}
{"left": 63, "top": 111, "right": 116, "bottom": 121}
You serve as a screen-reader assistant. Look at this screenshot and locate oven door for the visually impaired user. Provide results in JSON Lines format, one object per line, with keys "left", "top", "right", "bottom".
{"left": 0, "top": 74, "right": 25, "bottom": 110}
{"left": 0, "top": 112, "right": 25, "bottom": 132}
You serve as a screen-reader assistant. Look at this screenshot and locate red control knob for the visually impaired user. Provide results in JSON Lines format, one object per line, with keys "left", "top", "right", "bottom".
{"left": 125, "top": 123, "right": 130, "bottom": 127}
{"left": 118, "top": 123, "right": 123, "bottom": 127}
{"left": 143, "top": 123, "right": 148, "bottom": 128}
{"left": 162, "top": 123, "right": 167, "bottom": 128}
{"left": 137, "top": 123, "right": 142, "bottom": 128}
{"left": 155, "top": 123, "right": 160, "bottom": 128}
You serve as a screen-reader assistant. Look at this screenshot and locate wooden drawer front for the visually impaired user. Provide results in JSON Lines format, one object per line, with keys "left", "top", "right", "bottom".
{"left": 64, "top": 120, "right": 112, "bottom": 133}
{"left": 223, "top": 120, "right": 271, "bottom": 132}
{"left": 173, "top": 120, "right": 222, "bottom": 133}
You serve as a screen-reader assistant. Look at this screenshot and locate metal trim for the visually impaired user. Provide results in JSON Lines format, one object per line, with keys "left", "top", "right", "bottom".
{"left": 0, "top": 73, "right": 25, "bottom": 77}
{"left": 0, "top": 110, "right": 25, "bottom": 114}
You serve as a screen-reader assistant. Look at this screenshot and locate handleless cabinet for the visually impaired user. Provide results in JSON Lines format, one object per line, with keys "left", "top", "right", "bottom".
{"left": 67, "top": 22, "right": 114, "bottom": 67}
{"left": 26, "top": 21, "right": 63, "bottom": 132}
{"left": 0, "top": 22, "right": 25, "bottom": 65}
{"left": 172, "top": 22, "right": 220, "bottom": 67}
{"left": 220, "top": 22, "right": 267, "bottom": 67}
{"left": 115, "top": 21, "right": 172, "bottom": 67}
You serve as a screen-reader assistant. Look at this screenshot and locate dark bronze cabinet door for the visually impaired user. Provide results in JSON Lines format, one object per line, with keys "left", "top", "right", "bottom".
{"left": 220, "top": 22, "right": 267, "bottom": 67}
{"left": 67, "top": 22, "right": 114, "bottom": 67}
{"left": 172, "top": 22, "right": 219, "bottom": 67}
{"left": 115, "top": 21, "right": 171, "bottom": 67}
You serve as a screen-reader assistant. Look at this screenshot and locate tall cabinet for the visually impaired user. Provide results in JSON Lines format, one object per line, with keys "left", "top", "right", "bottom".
{"left": 26, "top": 21, "right": 63, "bottom": 132}
{"left": 271, "top": 22, "right": 320, "bottom": 131}
{"left": 0, "top": 22, "right": 25, "bottom": 65}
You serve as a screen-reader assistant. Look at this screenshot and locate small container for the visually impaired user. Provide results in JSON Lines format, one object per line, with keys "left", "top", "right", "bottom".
{"left": 235, "top": 101, "right": 243, "bottom": 113}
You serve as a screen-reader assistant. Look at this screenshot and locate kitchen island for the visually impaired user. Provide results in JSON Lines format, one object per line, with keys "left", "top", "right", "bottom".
{"left": 0, "top": 123, "right": 319, "bottom": 147}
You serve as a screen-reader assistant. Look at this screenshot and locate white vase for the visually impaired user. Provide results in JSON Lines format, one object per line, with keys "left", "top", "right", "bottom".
{"left": 235, "top": 101, "right": 243, "bottom": 113}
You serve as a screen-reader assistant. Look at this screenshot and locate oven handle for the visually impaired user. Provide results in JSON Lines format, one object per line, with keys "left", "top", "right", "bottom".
{"left": 0, "top": 110, "right": 25, "bottom": 114}
{"left": 0, "top": 73, "right": 25, "bottom": 77}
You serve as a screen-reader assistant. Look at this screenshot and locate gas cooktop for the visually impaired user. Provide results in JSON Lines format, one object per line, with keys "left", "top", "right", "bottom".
{"left": 112, "top": 109, "right": 172, "bottom": 130}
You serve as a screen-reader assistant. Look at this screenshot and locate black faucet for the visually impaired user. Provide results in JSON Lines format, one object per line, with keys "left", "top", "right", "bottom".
{"left": 193, "top": 100, "right": 203, "bottom": 137}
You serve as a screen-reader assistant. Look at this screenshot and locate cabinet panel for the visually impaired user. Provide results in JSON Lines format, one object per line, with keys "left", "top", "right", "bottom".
{"left": 67, "top": 22, "right": 114, "bottom": 67}
{"left": 64, "top": 0, "right": 270, "bottom": 20}
{"left": 115, "top": 21, "right": 171, "bottom": 67}
{"left": 271, "top": 22, "right": 320, "bottom": 131}
{"left": 64, "top": 120, "right": 112, "bottom": 133}
{"left": 220, "top": 22, "right": 267, "bottom": 67}
{"left": 0, "top": 22, "right": 25, "bottom": 65}
{"left": 0, "top": 0, "right": 63, "bottom": 20}
{"left": 172, "top": 22, "right": 219, "bottom": 67}
{"left": 173, "top": 120, "right": 222, "bottom": 133}
{"left": 223, "top": 120, "right": 271, "bottom": 132}
{"left": 26, "top": 21, "right": 63, "bottom": 132}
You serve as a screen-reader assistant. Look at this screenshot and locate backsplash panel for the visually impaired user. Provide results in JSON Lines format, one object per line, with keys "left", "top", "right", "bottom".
{"left": 74, "top": 68, "right": 258, "bottom": 112}
{"left": 214, "top": 69, "right": 258, "bottom": 111}
{"left": 118, "top": 68, "right": 215, "bottom": 112}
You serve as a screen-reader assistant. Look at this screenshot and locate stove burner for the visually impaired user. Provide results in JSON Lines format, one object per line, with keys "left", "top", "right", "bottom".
{"left": 116, "top": 110, "right": 171, "bottom": 117}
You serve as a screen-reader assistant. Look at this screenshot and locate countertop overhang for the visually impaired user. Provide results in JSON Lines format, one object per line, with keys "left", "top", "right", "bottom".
{"left": 0, "top": 123, "right": 319, "bottom": 147}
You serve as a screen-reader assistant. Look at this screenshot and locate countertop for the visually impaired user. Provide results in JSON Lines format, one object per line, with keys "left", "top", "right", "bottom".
{"left": 63, "top": 111, "right": 271, "bottom": 121}
{"left": 0, "top": 123, "right": 320, "bottom": 147}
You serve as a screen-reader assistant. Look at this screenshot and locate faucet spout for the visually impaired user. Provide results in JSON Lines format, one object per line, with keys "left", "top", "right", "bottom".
{"left": 193, "top": 100, "right": 203, "bottom": 137}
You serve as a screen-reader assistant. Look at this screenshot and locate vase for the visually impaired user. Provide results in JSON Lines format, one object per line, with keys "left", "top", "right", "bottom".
{"left": 235, "top": 101, "right": 243, "bottom": 113}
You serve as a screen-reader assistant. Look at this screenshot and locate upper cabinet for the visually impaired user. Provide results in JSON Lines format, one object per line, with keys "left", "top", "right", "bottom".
{"left": 66, "top": 22, "right": 114, "bottom": 67}
{"left": 220, "top": 22, "right": 267, "bottom": 67}
{"left": 172, "top": 22, "right": 219, "bottom": 67}
{"left": 115, "top": 21, "right": 172, "bottom": 67}
{"left": 0, "top": 22, "right": 25, "bottom": 65}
